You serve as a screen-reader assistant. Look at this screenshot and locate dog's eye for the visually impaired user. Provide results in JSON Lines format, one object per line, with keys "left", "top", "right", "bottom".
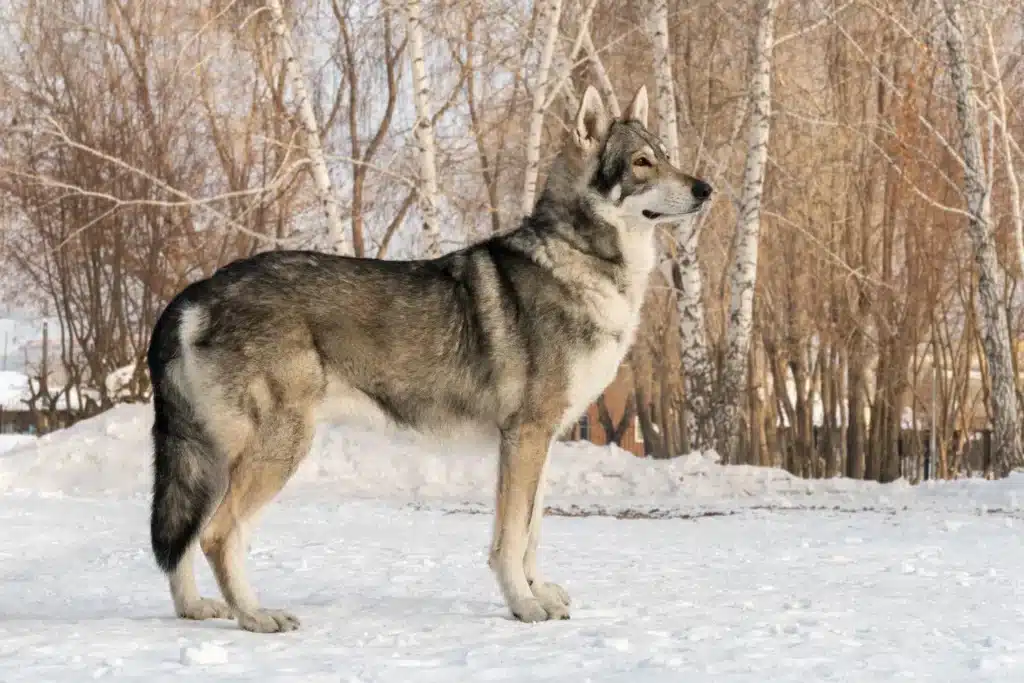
{"left": 633, "top": 157, "right": 652, "bottom": 168}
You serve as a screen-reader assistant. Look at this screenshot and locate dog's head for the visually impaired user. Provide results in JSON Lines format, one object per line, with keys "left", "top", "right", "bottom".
{"left": 569, "top": 85, "right": 712, "bottom": 224}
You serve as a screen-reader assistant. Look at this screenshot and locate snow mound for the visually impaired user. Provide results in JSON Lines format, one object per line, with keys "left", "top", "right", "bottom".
{"left": 0, "top": 434, "right": 36, "bottom": 455}
{"left": 0, "top": 404, "right": 152, "bottom": 494}
{"left": 1, "top": 403, "right": 1021, "bottom": 512}
{"left": 0, "top": 369, "right": 97, "bottom": 410}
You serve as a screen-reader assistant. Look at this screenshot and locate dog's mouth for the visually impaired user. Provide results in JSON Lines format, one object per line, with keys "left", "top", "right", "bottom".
{"left": 642, "top": 207, "right": 702, "bottom": 220}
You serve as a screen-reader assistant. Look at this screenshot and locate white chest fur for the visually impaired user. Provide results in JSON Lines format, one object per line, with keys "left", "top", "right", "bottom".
{"left": 559, "top": 332, "right": 636, "bottom": 433}
{"left": 558, "top": 216, "right": 656, "bottom": 432}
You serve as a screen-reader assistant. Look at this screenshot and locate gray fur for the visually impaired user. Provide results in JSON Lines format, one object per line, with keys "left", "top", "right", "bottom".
{"left": 147, "top": 84, "right": 711, "bottom": 632}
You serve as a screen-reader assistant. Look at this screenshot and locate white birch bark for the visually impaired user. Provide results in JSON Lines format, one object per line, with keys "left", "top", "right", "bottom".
{"left": 941, "top": 0, "right": 1022, "bottom": 476}
{"left": 984, "top": 23, "right": 1024, "bottom": 279}
{"left": 549, "top": 49, "right": 580, "bottom": 115}
{"left": 648, "top": 0, "right": 714, "bottom": 452}
{"left": 265, "top": 0, "right": 347, "bottom": 254}
{"left": 403, "top": 0, "right": 442, "bottom": 257}
{"left": 581, "top": 31, "right": 620, "bottom": 118}
{"left": 520, "top": 0, "right": 564, "bottom": 215}
{"left": 673, "top": 221, "right": 717, "bottom": 453}
{"left": 544, "top": 0, "right": 600, "bottom": 114}
{"left": 718, "top": 0, "right": 777, "bottom": 464}
{"left": 650, "top": 0, "right": 680, "bottom": 166}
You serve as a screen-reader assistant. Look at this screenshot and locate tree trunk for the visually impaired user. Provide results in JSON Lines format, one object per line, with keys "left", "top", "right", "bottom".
{"left": 581, "top": 31, "right": 620, "bottom": 118}
{"left": 672, "top": 256, "right": 716, "bottom": 453}
{"left": 634, "top": 384, "right": 667, "bottom": 458}
{"left": 865, "top": 372, "right": 885, "bottom": 482}
{"left": 544, "top": 0, "right": 599, "bottom": 115}
{"left": 846, "top": 350, "right": 866, "bottom": 480}
{"left": 658, "top": 383, "right": 676, "bottom": 456}
{"left": 595, "top": 392, "right": 636, "bottom": 446}
{"left": 752, "top": 341, "right": 772, "bottom": 466}
{"left": 265, "top": 0, "right": 347, "bottom": 254}
{"left": 791, "top": 354, "right": 813, "bottom": 477}
{"left": 649, "top": 1, "right": 715, "bottom": 455}
{"left": 942, "top": 0, "right": 1022, "bottom": 477}
{"left": 404, "top": 0, "right": 442, "bottom": 256}
{"left": 821, "top": 345, "right": 838, "bottom": 478}
{"left": 520, "top": 0, "right": 564, "bottom": 215}
{"left": 845, "top": 184, "right": 870, "bottom": 480}
{"left": 718, "top": 0, "right": 777, "bottom": 464}
{"left": 983, "top": 24, "right": 1024, "bottom": 280}
{"left": 650, "top": 0, "right": 680, "bottom": 165}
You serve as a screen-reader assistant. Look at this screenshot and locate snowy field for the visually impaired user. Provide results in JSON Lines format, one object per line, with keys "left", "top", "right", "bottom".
{"left": 2, "top": 406, "right": 1024, "bottom": 681}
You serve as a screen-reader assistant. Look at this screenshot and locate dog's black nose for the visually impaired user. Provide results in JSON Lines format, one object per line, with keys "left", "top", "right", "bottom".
{"left": 692, "top": 180, "right": 713, "bottom": 201}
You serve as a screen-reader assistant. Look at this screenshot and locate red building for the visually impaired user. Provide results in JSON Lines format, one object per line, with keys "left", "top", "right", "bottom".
{"left": 561, "top": 365, "right": 645, "bottom": 457}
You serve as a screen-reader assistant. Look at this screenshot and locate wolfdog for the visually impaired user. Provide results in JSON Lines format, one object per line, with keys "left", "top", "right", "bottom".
{"left": 147, "top": 84, "right": 712, "bottom": 632}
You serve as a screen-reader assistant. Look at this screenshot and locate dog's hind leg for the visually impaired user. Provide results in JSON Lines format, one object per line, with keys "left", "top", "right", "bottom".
{"left": 489, "top": 421, "right": 568, "bottom": 622}
{"left": 200, "top": 408, "right": 315, "bottom": 633}
{"left": 169, "top": 540, "right": 233, "bottom": 620}
{"left": 149, "top": 367, "right": 234, "bottom": 622}
{"left": 523, "top": 441, "right": 571, "bottom": 613}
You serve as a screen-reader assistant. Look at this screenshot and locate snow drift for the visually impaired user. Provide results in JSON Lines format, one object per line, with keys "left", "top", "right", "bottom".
{"left": 1, "top": 403, "right": 1021, "bottom": 514}
{"left": 0, "top": 434, "right": 35, "bottom": 456}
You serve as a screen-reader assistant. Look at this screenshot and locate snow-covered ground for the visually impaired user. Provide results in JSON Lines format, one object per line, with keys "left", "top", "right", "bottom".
{"left": 2, "top": 406, "right": 1023, "bottom": 681}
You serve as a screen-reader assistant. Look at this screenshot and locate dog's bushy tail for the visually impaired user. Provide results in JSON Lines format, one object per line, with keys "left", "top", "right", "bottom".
{"left": 148, "top": 305, "right": 226, "bottom": 573}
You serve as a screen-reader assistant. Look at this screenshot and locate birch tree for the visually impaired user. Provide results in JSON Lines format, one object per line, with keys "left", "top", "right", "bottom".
{"left": 940, "top": 0, "right": 1022, "bottom": 476}
{"left": 718, "top": 0, "right": 778, "bottom": 463}
{"left": 982, "top": 22, "right": 1024, "bottom": 280}
{"left": 520, "top": 0, "right": 564, "bottom": 215}
{"left": 650, "top": 0, "right": 680, "bottom": 166}
{"left": 582, "top": 31, "right": 620, "bottom": 118}
{"left": 649, "top": 0, "right": 715, "bottom": 453}
{"left": 403, "top": 0, "right": 442, "bottom": 257}
{"left": 544, "top": 0, "right": 600, "bottom": 116}
{"left": 265, "top": 0, "right": 347, "bottom": 254}
{"left": 671, "top": 234, "right": 718, "bottom": 453}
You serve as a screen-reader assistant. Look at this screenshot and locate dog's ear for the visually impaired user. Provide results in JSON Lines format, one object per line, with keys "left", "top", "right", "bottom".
{"left": 624, "top": 85, "right": 649, "bottom": 128}
{"left": 573, "top": 85, "right": 609, "bottom": 150}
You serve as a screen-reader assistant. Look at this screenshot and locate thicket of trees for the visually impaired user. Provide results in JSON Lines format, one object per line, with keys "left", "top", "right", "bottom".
{"left": 0, "top": 0, "right": 1022, "bottom": 481}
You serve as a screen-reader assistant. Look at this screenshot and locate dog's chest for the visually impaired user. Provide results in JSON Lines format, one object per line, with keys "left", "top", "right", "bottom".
{"left": 560, "top": 328, "right": 637, "bottom": 432}
{"left": 559, "top": 264, "right": 651, "bottom": 431}
{"left": 546, "top": 219, "right": 655, "bottom": 433}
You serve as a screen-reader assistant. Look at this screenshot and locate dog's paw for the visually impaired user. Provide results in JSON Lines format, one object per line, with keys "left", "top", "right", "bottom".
{"left": 511, "top": 597, "right": 550, "bottom": 623}
{"left": 511, "top": 596, "right": 570, "bottom": 623}
{"left": 542, "top": 600, "right": 571, "bottom": 620}
{"left": 177, "top": 598, "right": 233, "bottom": 621}
{"left": 237, "top": 608, "right": 300, "bottom": 633}
{"left": 531, "top": 581, "right": 571, "bottom": 608}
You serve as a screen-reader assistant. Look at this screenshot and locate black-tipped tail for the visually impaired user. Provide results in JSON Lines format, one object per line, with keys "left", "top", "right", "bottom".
{"left": 148, "top": 302, "right": 225, "bottom": 574}
{"left": 149, "top": 395, "right": 224, "bottom": 572}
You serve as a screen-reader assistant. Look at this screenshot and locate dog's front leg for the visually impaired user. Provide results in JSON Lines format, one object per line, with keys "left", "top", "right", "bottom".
{"left": 523, "top": 440, "right": 571, "bottom": 612}
{"left": 489, "top": 422, "right": 569, "bottom": 622}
